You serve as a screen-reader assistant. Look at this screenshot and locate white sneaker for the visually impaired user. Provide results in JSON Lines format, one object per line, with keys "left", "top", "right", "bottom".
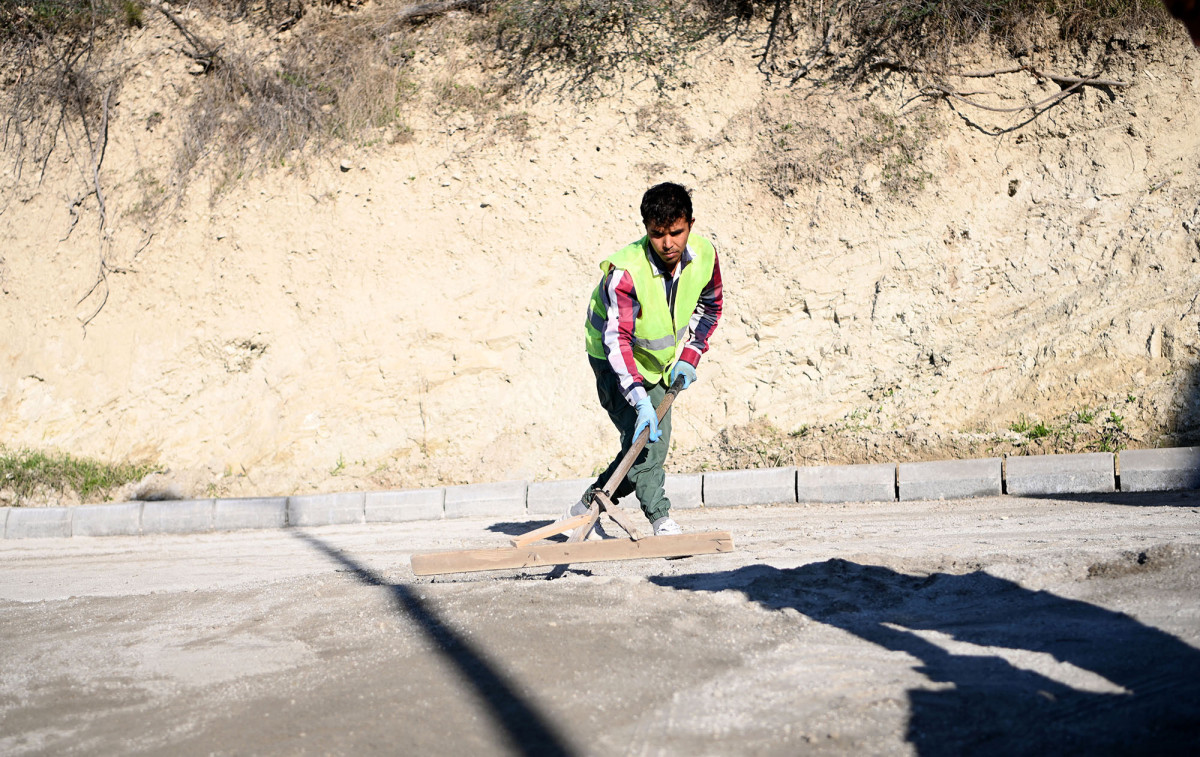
{"left": 562, "top": 498, "right": 608, "bottom": 541}
{"left": 651, "top": 516, "right": 682, "bottom": 536}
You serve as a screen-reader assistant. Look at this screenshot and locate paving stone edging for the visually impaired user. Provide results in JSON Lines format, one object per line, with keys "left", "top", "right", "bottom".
{"left": 3, "top": 447, "right": 1198, "bottom": 540}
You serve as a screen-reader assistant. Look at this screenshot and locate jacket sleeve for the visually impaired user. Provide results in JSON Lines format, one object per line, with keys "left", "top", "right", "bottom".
{"left": 597, "top": 267, "right": 650, "bottom": 406}
{"left": 677, "top": 247, "right": 723, "bottom": 368}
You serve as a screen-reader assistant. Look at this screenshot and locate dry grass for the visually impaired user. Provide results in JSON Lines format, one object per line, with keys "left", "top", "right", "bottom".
{"left": 760, "top": 101, "right": 938, "bottom": 199}
{"left": 1, "top": 0, "right": 1177, "bottom": 207}
{"left": 747, "top": 0, "right": 1175, "bottom": 82}
{"left": 851, "top": 0, "right": 1172, "bottom": 43}
{"left": 684, "top": 397, "right": 1140, "bottom": 473}
{"left": 1, "top": 2, "right": 122, "bottom": 192}
{"left": 487, "top": 0, "right": 715, "bottom": 96}
{"left": 175, "top": 3, "right": 418, "bottom": 196}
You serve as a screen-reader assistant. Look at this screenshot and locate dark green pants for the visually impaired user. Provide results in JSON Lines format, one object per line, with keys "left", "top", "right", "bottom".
{"left": 587, "top": 358, "right": 672, "bottom": 523}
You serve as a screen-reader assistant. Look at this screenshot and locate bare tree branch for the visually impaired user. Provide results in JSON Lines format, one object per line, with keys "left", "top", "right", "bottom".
{"left": 91, "top": 85, "right": 111, "bottom": 232}
{"left": 151, "top": 3, "right": 223, "bottom": 73}
{"left": 924, "top": 82, "right": 1081, "bottom": 114}
{"left": 76, "top": 86, "right": 115, "bottom": 332}
{"left": 873, "top": 58, "right": 1130, "bottom": 89}
{"left": 791, "top": 9, "right": 839, "bottom": 83}
{"left": 923, "top": 71, "right": 1129, "bottom": 115}
{"left": 1029, "top": 69, "right": 1130, "bottom": 88}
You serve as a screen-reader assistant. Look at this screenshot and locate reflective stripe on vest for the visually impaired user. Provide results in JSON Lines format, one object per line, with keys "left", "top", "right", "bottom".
{"left": 585, "top": 310, "right": 689, "bottom": 352}
{"left": 584, "top": 234, "right": 715, "bottom": 384}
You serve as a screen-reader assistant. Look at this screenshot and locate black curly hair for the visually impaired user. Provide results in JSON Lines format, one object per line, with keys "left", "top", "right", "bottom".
{"left": 640, "top": 182, "right": 693, "bottom": 228}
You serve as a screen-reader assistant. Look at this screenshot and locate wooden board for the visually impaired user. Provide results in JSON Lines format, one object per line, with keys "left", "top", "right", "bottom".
{"left": 411, "top": 531, "right": 734, "bottom": 576}
{"left": 509, "top": 512, "right": 591, "bottom": 548}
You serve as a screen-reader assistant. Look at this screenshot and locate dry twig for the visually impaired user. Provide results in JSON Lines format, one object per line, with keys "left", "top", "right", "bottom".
{"left": 152, "top": 3, "right": 223, "bottom": 73}
{"left": 875, "top": 58, "right": 1130, "bottom": 131}
{"left": 791, "top": 10, "right": 840, "bottom": 83}
{"left": 874, "top": 58, "right": 1130, "bottom": 89}
{"left": 924, "top": 79, "right": 1087, "bottom": 114}
{"left": 74, "top": 86, "right": 118, "bottom": 331}
{"left": 63, "top": 86, "right": 112, "bottom": 241}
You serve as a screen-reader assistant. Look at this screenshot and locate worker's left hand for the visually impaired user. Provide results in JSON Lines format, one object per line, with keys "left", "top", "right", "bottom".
{"left": 670, "top": 361, "right": 697, "bottom": 390}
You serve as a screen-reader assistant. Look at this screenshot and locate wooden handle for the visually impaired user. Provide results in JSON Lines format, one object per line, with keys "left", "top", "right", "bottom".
{"left": 598, "top": 374, "right": 686, "bottom": 499}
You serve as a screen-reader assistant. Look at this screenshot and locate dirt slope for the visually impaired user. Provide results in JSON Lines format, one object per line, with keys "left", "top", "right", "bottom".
{"left": 2, "top": 9, "right": 1199, "bottom": 501}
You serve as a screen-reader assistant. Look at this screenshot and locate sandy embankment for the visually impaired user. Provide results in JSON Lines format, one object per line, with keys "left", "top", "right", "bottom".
{"left": 2, "top": 9, "right": 1199, "bottom": 503}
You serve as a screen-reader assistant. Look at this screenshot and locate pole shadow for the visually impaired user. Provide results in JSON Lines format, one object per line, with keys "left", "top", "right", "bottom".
{"left": 653, "top": 559, "right": 1200, "bottom": 756}
{"left": 1013, "top": 490, "right": 1200, "bottom": 508}
{"left": 291, "top": 530, "right": 575, "bottom": 757}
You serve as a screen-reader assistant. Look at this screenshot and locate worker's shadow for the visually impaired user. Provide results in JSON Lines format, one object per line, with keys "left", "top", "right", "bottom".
{"left": 653, "top": 559, "right": 1200, "bottom": 756}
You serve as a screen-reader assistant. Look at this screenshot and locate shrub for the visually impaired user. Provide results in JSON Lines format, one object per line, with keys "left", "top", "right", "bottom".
{"left": 489, "top": 0, "right": 714, "bottom": 96}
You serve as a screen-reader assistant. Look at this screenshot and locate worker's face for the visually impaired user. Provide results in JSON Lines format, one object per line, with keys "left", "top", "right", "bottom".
{"left": 646, "top": 216, "right": 693, "bottom": 270}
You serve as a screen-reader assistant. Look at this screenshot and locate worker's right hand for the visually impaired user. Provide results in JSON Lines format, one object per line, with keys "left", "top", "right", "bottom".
{"left": 634, "top": 397, "right": 662, "bottom": 444}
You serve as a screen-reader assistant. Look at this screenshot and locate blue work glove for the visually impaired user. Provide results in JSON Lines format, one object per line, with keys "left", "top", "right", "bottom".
{"left": 634, "top": 397, "right": 662, "bottom": 443}
{"left": 670, "top": 361, "right": 697, "bottom": 390}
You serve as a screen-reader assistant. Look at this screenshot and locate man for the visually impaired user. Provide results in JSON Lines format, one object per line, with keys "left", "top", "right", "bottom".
{"left": 567, "top": 182, "right": 723, "bottom": 537}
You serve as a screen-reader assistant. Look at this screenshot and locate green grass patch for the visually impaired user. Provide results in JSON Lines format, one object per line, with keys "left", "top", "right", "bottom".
{"left": 1097, "top": 411, "right": 1128, "bottom": 452}
{"left": 0, "top": 447, "right": 156, "bottom": 505}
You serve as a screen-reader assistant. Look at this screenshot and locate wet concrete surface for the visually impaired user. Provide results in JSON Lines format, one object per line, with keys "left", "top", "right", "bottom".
{"left": 2, "top": 493, "right": 1199, "bottom": 755}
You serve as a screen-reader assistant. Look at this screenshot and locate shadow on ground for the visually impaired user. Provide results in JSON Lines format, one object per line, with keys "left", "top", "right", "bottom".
{"left": 487, "top": 519, "right": 555, "bottom": 537}
{"left": 653, "top": 559, "right": 1200, "bottom": 756}
{"left": 1014, "top": 489, "right": 1200, "bottom": 508}
{"left": 291, "top": 531, "right": 576, "bottom": 757}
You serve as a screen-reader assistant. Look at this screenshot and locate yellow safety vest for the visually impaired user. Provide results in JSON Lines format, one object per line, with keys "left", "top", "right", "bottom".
{"left": 584, "top": 234, "right": 716, "bottom": 385}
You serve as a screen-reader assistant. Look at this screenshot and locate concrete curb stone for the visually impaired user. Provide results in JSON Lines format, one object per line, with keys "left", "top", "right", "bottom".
{"left": 6, "top": 507, "right": 72, "bottom": 539}
{"left": 529, "top": 474, "right": 702, "bottom": 517}
{"left": 666, "top": 473, "right": 703, "bottom": 509}
{"left": 1006, "top": 452, "right": 1115, "bottom": 496}
{"left": 703, "top": 467, "right": 797, "bottom": 507}
{"left": 1119, "top": 447, "right": 1200, "bottom": 492}
{"left": 214, "top": 497, "right": 288, "bottom": 531}
{"left": 72, "top": 502, "right": 143, "bottom": 537}
{"left": 444, "top": 480, "right": 528, "bottom": 519}
{"left": 288, "top": 492, "right": 366, "bottom": 526}
{"left": 366, "top": 489, "right": 445, "bottom": 522}
{"left": 899, "top": 458, "right": 1002, "bottom": 501}
{"left": 7, "top": 447, "right": 1200, "bottom": 540}
{"left": 527, "top": 479, "right": 591, "bottom": 516}
{"left": 143, "top": 500, "right": 215, "bottom": 534}
{"left": 797, "top": 463, "right": 896, "bottom": 503}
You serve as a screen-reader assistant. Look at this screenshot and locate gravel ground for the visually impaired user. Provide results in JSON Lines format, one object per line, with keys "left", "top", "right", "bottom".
{"left": 2, "top": 493, "right": 1199, "bottom": 756}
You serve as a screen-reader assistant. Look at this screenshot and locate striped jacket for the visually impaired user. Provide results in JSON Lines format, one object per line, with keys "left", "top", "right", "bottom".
{"left": 591, "top": 241, "right": 723, "bottom": 406}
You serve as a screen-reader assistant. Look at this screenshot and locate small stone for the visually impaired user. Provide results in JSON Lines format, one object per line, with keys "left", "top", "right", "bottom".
{"left": 339, "top": 160, "right": 352, "bottom": 172}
